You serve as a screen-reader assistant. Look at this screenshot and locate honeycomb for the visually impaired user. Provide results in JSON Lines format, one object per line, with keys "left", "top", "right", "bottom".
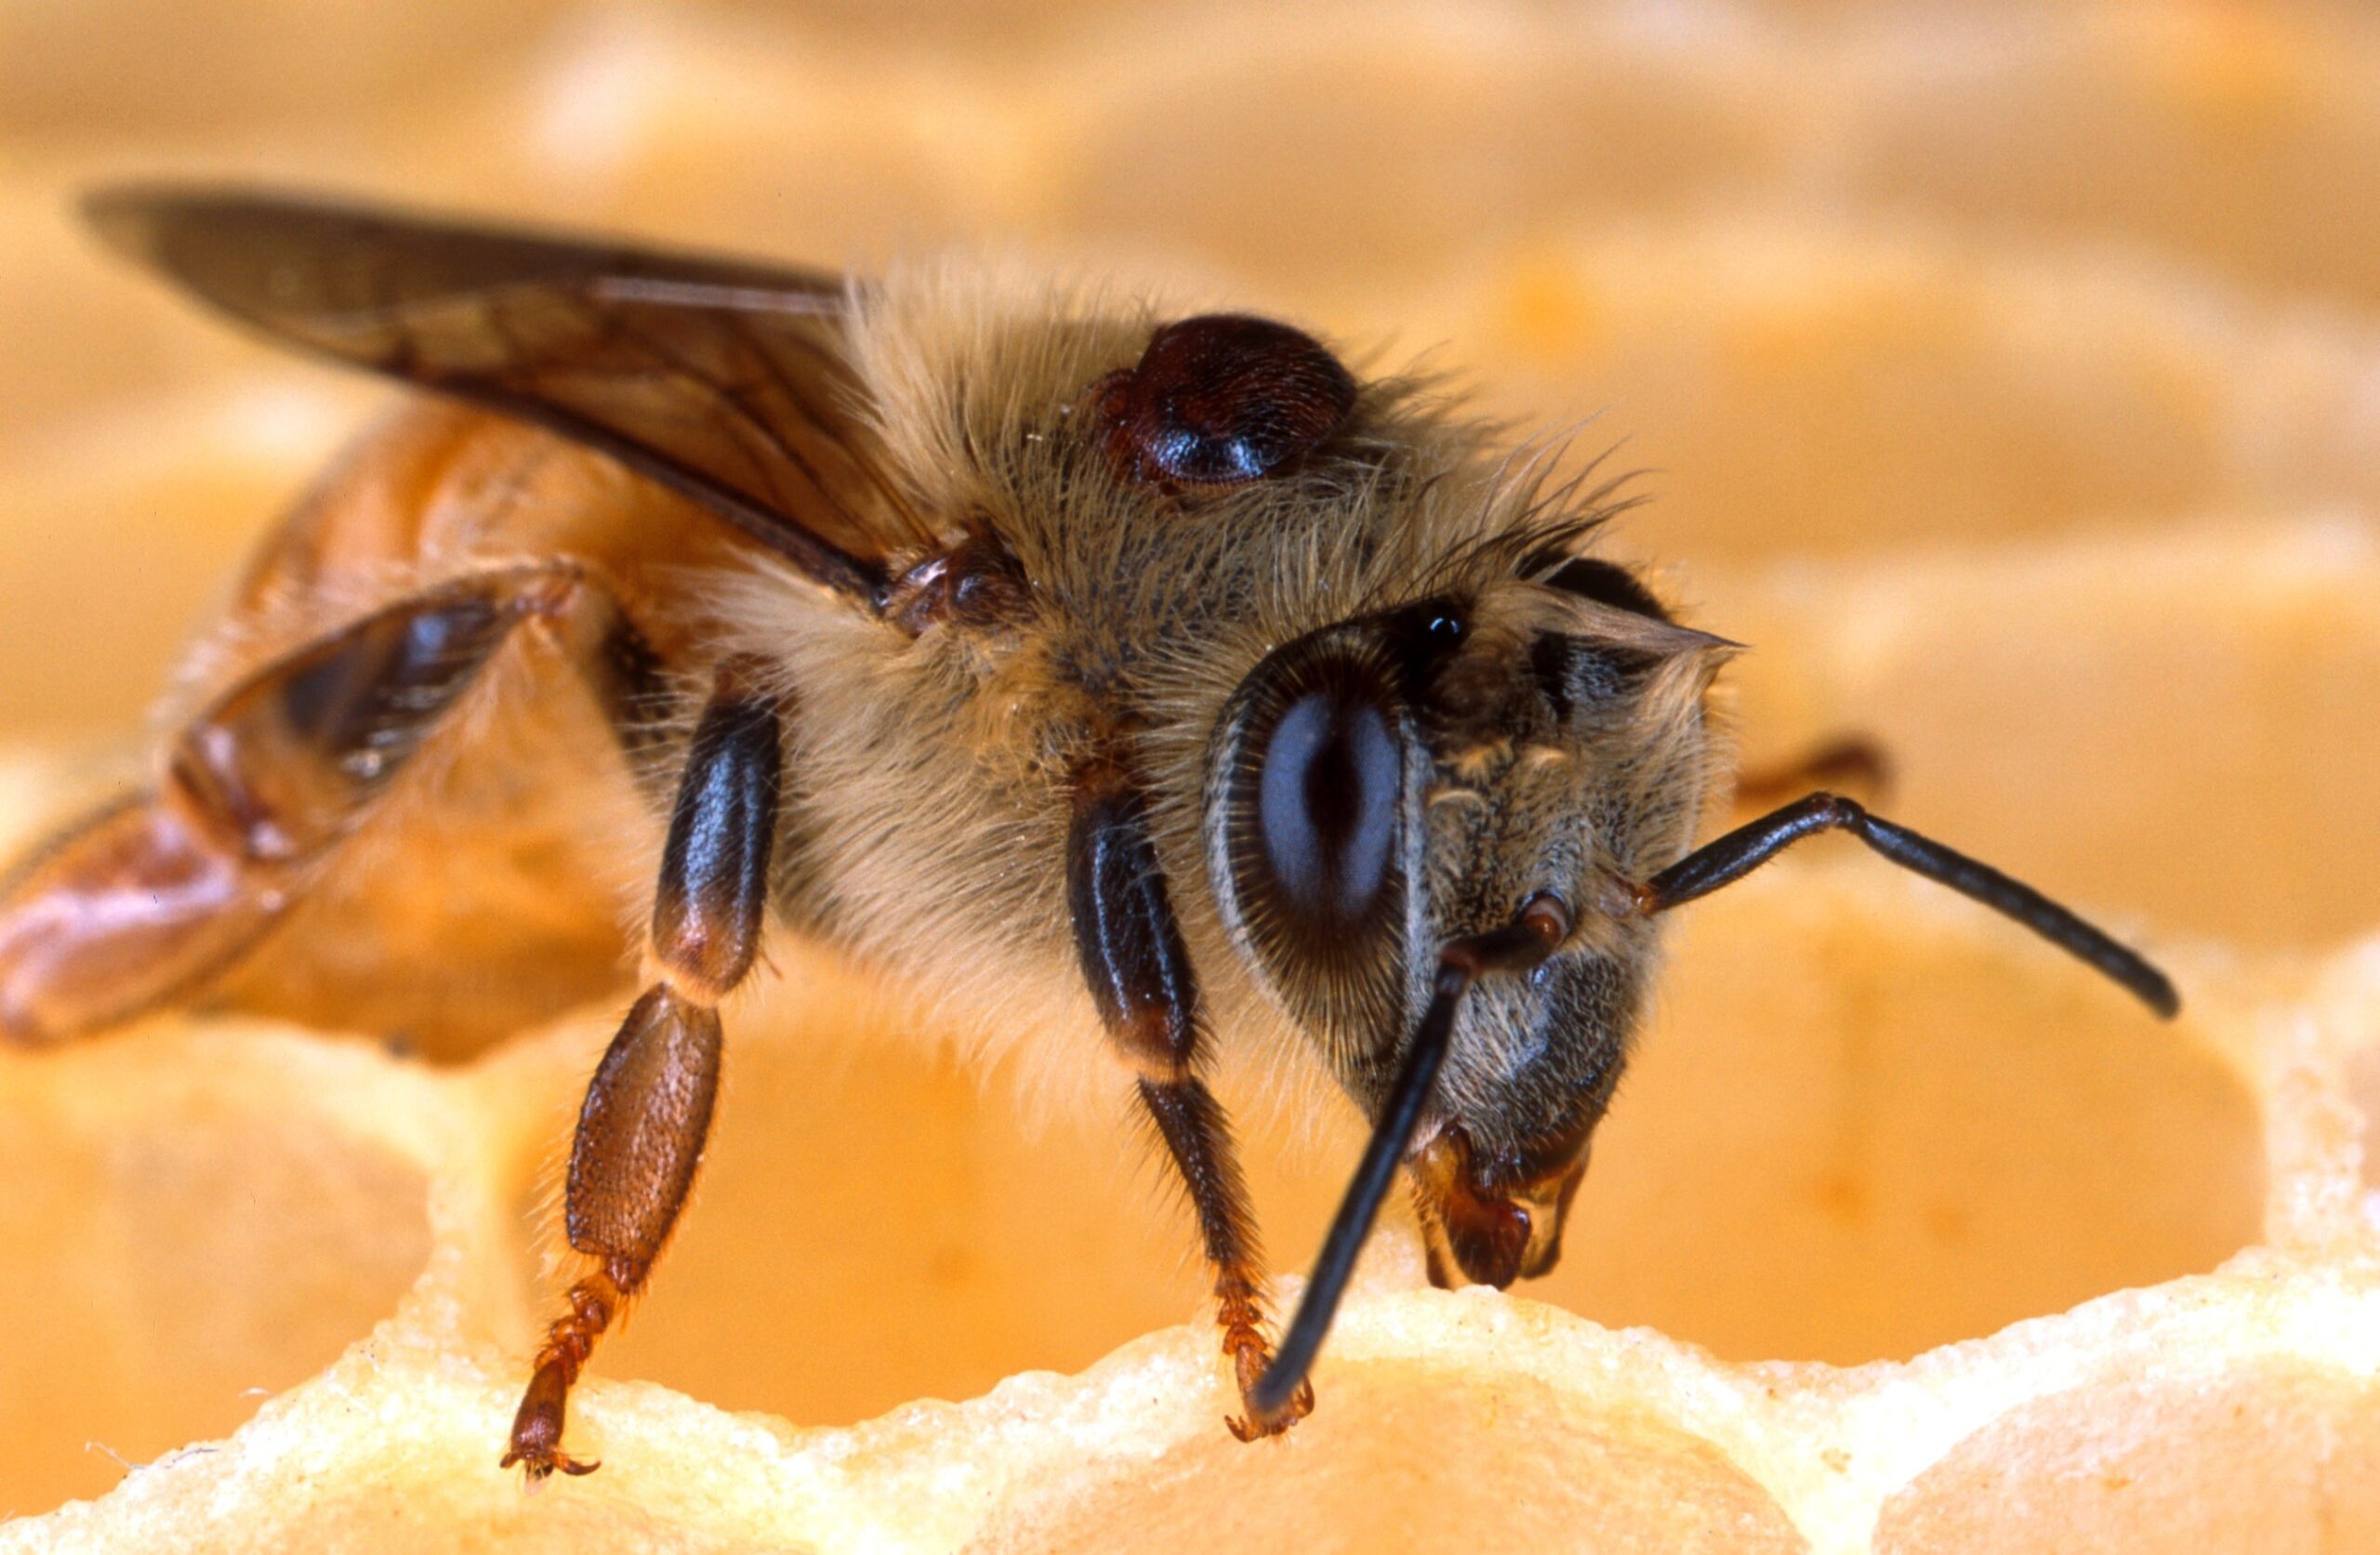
{"left": 3, "top": 2, "right": 2378, "bottom": 1549}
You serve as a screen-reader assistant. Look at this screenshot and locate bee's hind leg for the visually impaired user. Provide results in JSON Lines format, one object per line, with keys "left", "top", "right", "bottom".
{"left": 504, "top": 665, "right": 780, "bottom": 1483}
{"left": 0, "top": 560, "right": 585, "bottom": 1045}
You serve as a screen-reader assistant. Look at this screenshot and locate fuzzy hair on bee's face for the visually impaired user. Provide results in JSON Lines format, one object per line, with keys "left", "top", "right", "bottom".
{"left": 763, "top": 270, "right": 1731, "bottom": 1279}
{"left": 1198, "top": 554, "right": 1734, "bottom": 1280}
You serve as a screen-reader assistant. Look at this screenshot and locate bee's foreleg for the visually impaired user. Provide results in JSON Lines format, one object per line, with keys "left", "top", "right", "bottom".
{"left": 503, "top": 665, "right": 780, "bottom": 1483}
{"left": 0, "top": 560, "right": 582, "bottom": 1044}
{"left": 1066, "top": 755, "right": 1312, "bottom": 1442}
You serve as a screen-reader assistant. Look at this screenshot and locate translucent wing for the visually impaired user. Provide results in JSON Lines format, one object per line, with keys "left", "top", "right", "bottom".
{"left": 86, "top": 184, "right": 932, "bottom": 603}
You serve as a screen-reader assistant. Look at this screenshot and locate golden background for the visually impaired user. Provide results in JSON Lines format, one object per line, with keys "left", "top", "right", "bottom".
{"left": 0, "top": 1, "right": 2375, "bottom": 1549}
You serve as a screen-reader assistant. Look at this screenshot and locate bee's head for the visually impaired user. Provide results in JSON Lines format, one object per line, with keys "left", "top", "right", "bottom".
{"left": 1206, "top": 557, "right": 1732, "bottom": 1288}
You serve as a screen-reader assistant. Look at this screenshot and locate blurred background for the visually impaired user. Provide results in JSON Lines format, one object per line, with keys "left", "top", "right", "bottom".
{"left": 2, "top": 0, "right": 2377, "bottom": 1522}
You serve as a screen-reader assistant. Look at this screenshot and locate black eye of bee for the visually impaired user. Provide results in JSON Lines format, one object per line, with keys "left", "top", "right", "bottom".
{"left": 1381, "top": 595, "right": 1468, "bottom": 697}
{"left": 1258, "top": 686, "right": 1399, "bottom": 925}
{"left": 1408, "top": 601, "right": 1465, "bottom": 648}
{"left": 1096, "top": 313, "right": 1357, "bottom": 487}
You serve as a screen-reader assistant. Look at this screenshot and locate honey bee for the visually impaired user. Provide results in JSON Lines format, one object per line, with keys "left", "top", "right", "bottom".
{"left": 0, "top": 187, "right": 2179, "bottom": 1481}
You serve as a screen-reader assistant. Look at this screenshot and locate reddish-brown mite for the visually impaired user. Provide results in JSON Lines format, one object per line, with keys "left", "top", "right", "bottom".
{"left": 1093, "top": 312, "right": 1357, "bottom": 487}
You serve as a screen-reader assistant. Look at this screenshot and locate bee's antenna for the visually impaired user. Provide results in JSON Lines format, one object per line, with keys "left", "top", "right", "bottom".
{"left": 1249, "top": 896, "right": 1571, "bottom": 1423}
{"left": 1637, "top": 793, "right": 2180, "bottom": 1019}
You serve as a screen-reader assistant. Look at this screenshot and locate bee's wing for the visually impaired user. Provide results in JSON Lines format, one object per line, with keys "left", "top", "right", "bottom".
{"left": 86, "top": 184, "right": 932, "bottom": 603}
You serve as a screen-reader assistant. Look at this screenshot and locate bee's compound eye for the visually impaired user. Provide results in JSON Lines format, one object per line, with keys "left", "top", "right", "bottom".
{"left": 1256, "top": 686, "right": 1399, "bottom": 927}
{"left": 1216, "top": 636, "right": 1412, "bottom": 1033}
{"left": 1102, "top": 314, "right": 1356, "bottom": 486}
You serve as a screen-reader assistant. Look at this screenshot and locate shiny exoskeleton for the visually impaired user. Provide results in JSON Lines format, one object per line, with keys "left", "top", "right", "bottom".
{"left": 0, "top": 188, "right": 2179, "bottom": 1480}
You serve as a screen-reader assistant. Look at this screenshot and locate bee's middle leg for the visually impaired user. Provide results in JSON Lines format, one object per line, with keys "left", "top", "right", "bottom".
{"left": 503, "top": 665, "right": 781, "bottom": 1483}
{"left": 1067, "top": 756, "right": 1312, "bottom": 1442}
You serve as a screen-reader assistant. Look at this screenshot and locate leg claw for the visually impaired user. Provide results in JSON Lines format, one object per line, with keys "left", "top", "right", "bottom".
{"left": 1225, "top": 1377, "right": 1315, "bottom": 1443}
{"left": 504, "top": 1355, "right": 600, "bottom": 1483}
{"left": 1223, "top": 1327, "right": 1316, "bottom": 1442}
{"left": 501, "top": 1445, "right": 602, "bottom": 1483}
